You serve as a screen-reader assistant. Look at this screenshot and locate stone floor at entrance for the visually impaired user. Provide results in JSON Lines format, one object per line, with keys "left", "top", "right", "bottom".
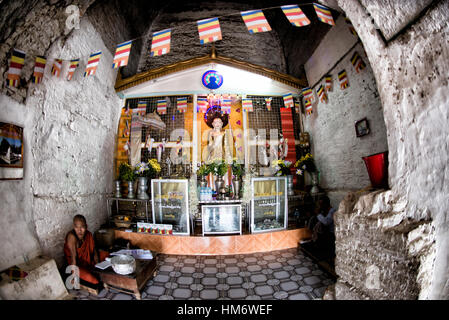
{"left": 68, "top": 248, "right": 335, "bottom": 300}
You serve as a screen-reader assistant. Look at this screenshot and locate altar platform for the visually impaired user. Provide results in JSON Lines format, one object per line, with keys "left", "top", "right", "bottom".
{"left": 114, "top": 227, "right": 311, "bottom": 256}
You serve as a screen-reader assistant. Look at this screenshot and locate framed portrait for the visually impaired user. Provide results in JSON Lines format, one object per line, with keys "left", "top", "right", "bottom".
{"left": 0, "top": 122, "right": 24, "bottom": 180}
{"left": 355, "top": 118, "right": 370, "bottom": 138}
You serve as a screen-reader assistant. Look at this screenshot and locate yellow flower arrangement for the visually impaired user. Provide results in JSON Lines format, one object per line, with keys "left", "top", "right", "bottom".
{"left": 294, "top": 153, "right": 316, "bottom": 175}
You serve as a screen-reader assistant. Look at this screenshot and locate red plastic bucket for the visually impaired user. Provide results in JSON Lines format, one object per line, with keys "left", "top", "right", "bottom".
{"left": 362, "top": 151, "right": 389, "bottom": 188}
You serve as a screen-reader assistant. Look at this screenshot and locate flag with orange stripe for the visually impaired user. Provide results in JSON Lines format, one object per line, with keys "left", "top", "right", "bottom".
{"left": 305, "top": 99, "right": 313, "bottom": 115}
{"left": 241, "top": 10, "right": 271, "bottom": 33}
{"left": 113, "top": 40, "right": 132, "bottom": 69}
{"left": 338, "top": 70, "right": 349, "bottom": 89}
{"left": 242, "top": 98, "right": 254, "bottom": 112}
{"left": 51, "top": 59, "right": 63, "bottom": 77}
{"left": 6, "top": 49, "right": 25, "bottom": 87}
{"left": 313, "top": 3, "right": 335, "bottom": 26}
{"left": 84, "top": 51, "right": 102, "bottom": 77}
{"left": 32, "top": 56, "right": 46, "bottom": 84}
{"left": 177, "top": 97, "right": 188, "bottom": 113}
{"left": 197, "top": 17, "right": 222, "bottom": 44}
{"left": 282, "top": 93, "right": 294, "bottom": 108}
{"left": 67, "top": 59, "right": 79, "bottom": 81}
{"left": 150, "top": 29, "right": 171, "bottom": 57}
{"left": 281, "top": 5, "right": 310, "bottom": 27}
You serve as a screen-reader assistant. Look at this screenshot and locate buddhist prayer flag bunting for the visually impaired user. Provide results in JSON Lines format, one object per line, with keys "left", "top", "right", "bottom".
{"left": 281, "top": 5, "right": 310, "bottom": 27}
{"left": 301, "top": 87, "right": 314, "bottom": 103}
{"left": 137, "top": 101, "right": 147, "bottom": 116}
{"left": 32, "top": 56, "right": 46, "bottom": 84}
{"left": 325, "top": 75, "right": 333, "bottom": 92}
{"left": 282, "top": 93, "right": 294, "bottom": 108}
{"left": 241, "top": 10, "right": 271, "bottom": 33}
{"left": 221, "top": 97, "right": 232, "bottom": 114}
{"left": 351, "top": 51, "right": 366, "bottom": 73}
{"left": 313, "top": 3, "right": 335, "bottom": 26}
{"left": 177, "top": 97, "right": 188, "bottom": 113}
{"left": 317, "top": 84, "right": 328, "bottom": 103}
{"left": 197, "top": 17, "right": 222, "bottom": 44}
{"left": 197, "top": 97, "right": 208, "bottom": 113}
{"left": 112, "top": 40, "right": 132, "bottom": 69}
{"left": 6, "top": 49, "right": 26, "bottom": 87}
{"left": 345, "top": 16, "right": 358, "bottom": 36}
{"left": 67, "top": 59, "right": 79, "bottom": 81}
{"left": 305, "top": 99, "right": 313, "bottom": 115}
{"left": 157, "top": 99, "right": 167, "bottom": 115}
{"left": 242, "top": 98, "right": 254, "bottom": 112}
{"left": 150, "top": 29, "right": 171, "bottom": 57}
{"left": 294, "top": 101, "right": 301, "bottom": 113}
{"left": 51, "top": 59, "right": 63, "bottom": 77}
{"left": 265, "top": 97, "right": 272, "bottom": 111}
{"left": 84, "top": 51, "right": 102, "bottom": 77}
{"left": 338, "top": 70, "right": 349, "bottom": 89}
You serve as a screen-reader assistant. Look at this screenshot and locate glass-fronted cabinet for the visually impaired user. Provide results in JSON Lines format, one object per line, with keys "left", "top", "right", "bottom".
{"left": 250, "top": 177, "right": 288, "bottom": 233}
{"left": 201, "top": 204, "right": 242, "bottom": 236}
{"left": 151, "top": 179, "right": 190, "bottom": 235}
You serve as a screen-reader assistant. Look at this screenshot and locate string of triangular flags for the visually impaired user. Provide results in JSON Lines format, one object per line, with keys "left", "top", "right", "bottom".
{"left": 5, "top": 2, "right": 340, "bottom": 88}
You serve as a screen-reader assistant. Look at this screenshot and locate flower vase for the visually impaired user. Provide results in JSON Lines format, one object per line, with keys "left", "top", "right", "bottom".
{"left": 114, "top": 180, "right": 122, "bottom": 198}
{"left": 310, "top": 171, "right": 319, "bottom": 195}
{"left": 232, "top": 178, "right": 241, "bottom": 199}
{"left": 137, "top": 177, "right": 150, "bottom": 200}
{"left": 215, "top": 176, "right": 224, "bottom": 199}
{"left": 126, "top": 180, "right": 135, "bottom": 199}
{"left": 287, "top": 175, "right": 295, "bottom": 196}
{"left": 199, "top": 175, "right": 208, "bottom": 188}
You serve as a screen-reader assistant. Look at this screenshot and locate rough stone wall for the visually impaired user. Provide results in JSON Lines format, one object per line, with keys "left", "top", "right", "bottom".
{"left": 137, "top": 1, "right": 288, "bottom": 75}
{"left": 0, "top": 14, "right": 122, "bottom": 268}
{"left": 303, "top": 16, "right": 388, "bottom": 209}
{"left": 329, "top": 0, "right": 448, "bottom": 299}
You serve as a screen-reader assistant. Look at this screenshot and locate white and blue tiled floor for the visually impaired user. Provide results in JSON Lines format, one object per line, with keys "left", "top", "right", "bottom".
{"left": 69, "top": 248, "right": 335, "bottom": 300}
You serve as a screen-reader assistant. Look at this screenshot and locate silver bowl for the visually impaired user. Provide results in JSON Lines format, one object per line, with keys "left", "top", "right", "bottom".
{"left": 111, "top": 254, "right": 136, "bottom": 275}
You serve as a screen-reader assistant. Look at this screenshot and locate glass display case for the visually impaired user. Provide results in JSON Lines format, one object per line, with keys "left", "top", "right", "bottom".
{"left": 151, "top": 179, "right": 190, "bottom": 235}
{"left": 250, "top": 177, "right": 288, "bottom": 233}
{"left": 201, "top": 204, "right": 242, "bottom": 236}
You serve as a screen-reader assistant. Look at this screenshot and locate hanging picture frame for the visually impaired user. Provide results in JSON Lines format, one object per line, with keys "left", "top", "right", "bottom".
{"left": 355, "top": 117, "right": 370, "bottom": 137}
{"left": 0, "top": 122, "right": 24, "bottom": 180}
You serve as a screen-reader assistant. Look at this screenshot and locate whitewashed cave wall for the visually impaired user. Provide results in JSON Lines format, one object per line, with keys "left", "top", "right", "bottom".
{"left": 324, "top": 0, "right": 449, "bottom": 300}
{"left": 0, "top": 16, "right": 122, "bottom": 269}
{"left": 303, "top": 15, "right": 388, "bottom": 209}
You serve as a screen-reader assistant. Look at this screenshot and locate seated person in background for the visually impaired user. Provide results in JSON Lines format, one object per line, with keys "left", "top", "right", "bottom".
{"left": 64, "top": 214, "right": 100, "bottom": 287}
{"left": 312, "top": 196, "right": 336, "bottom": 257}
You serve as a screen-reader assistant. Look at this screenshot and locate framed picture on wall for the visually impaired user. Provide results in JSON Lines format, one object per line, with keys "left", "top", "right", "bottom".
{"left": 0, "top": 122, "right": 24, "bottom": 180}
{"left": 355, "top": 118, "right": 370, "bottom": 137}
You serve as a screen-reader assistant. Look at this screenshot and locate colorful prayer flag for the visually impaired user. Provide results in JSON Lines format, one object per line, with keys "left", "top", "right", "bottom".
{"left": 177, "top": 97, "right": 188, "bottom": 113}
{"left": 67, "top": 59, "right": 80, "bottom": 81}
{"left": 6, "top": 49, "right": 26, "bottom": 88}
{"left": 325, "top": 75, "right": 333, "bottom": 92}
{"left": 317, "top": 84, "right": 328, "bottom": 103}
{"left": 51, "top": 59, "right": 63, "bottom": 77}
{"left": 242, "top": 98, "right": 253, "bottom": 112}
{"left": 305, "top": 99, "right": 313, "bottom": 115}
{"left": 112, "top": 40, "right": 132, "bottom": 69}
{"left": 282, "top": 93, "right": 294, "bottom": 108}
{"left": 150, "top": 29, "right": 171, "bottom": 57}
{"left": 137, "top": 101, "right": 147, "bottom": 116}
{"left": 265, "top": 97, "right": 272, "bottom": 111}
{"left": 241, "top": 10, "right": 272, "bottom": 33}
{"left": 32, "top": 56, "right": 46, "bottom": 84}
{"left": 302, "top": 87, "right": 314, "bottom": 103}
{"left": 338, "top": 70, "right": 349, "bottom": 89}
{"left": 197, "top": 97, "right": 208, "bottom": 113}
{"left": 294, "top": 101, "right": 301, "bottom": 113}
{"left": 221, "top": 96, "right": 232, "bottom": 114}
{"left": 157, "top": 99, "right": 167, "bottom": 115}
{"left": 281, "top": 5, "right": 310, "bottom": 27}
{"left": 350, "top": 52, "right": 366, "bottom": 73}
{"left": 197, "top": 17, "right": 222, "bottom": 44}
{"left": 313, "top": 3, "right": 335, "bottom": 26}
{"left": 345, "top": 16, "right": 358, "bottom": 36}
{"left": 84, "top": 51, "right": 102, "bottom": 77}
